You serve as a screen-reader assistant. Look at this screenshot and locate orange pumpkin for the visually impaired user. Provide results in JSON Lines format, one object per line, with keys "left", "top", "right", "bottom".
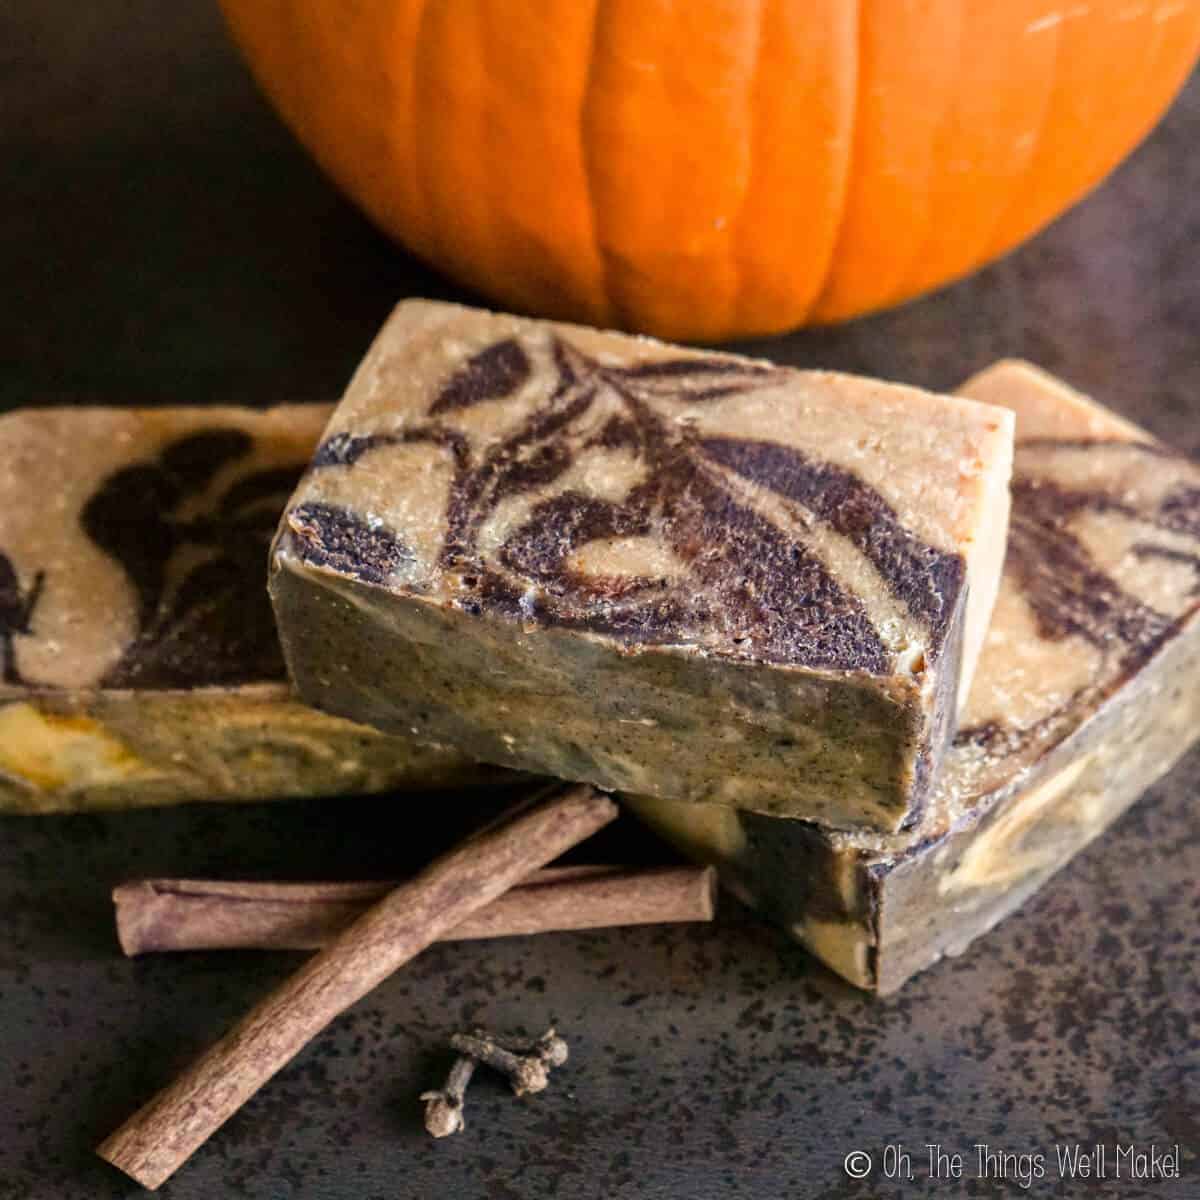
{"left": 219, "top": 1, "right": 1200, "bottom": 341}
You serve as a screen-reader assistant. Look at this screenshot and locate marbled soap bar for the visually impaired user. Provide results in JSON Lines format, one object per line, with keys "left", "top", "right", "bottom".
{"left": 270, "top": 300, "right": 1014, "bottom": 832}
{"left": 627, "top": 362, "right": 1200, "bottom": 992}
{"left": 0, "top": 406, "right": 496, "bottom": 813}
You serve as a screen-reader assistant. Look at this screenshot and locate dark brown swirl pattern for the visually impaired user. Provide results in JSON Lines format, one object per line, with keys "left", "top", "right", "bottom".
{"left": 81, "top": 429, "right": 306, "bottom": 688}
{"left": 956, "top": 437, "right": 1200, "bottom": 756}
{"left": 308, "top": 335, "right": 965, "bottom": 676}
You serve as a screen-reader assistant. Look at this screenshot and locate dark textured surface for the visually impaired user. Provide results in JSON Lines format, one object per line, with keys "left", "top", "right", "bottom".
{"left": 1, "top": 3, "right": 1198, "bottom": 1196}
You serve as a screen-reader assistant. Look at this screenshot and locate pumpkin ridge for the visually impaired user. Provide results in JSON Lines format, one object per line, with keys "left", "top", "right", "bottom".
{"left": 579, "top": 0, "right": 620, "bottom": 330}
{"left": 472, "top": 0, "right": 608, "bottom": 322}
{"left": 725, "top": 1, "right": 857, "bottom": 334}
{"left": 887, "top": 0, "right": 968, "bottom": 311}
{"left": 563, "top": 0, "right": 611, "bottom": 326}
{"left": 815, "top": 0, "right": 975, "bottom": 322}
{"left": 892, "top": 0, "right": 1059, "bottom": 305}
{"left": 726, "top": 0, "right": 765, "bottom": 333}
{"left": 884, "top": 3, "right": 967, "bottom": 310}
{"left": 808, "top": 0, "right": 863, "bottom": 323}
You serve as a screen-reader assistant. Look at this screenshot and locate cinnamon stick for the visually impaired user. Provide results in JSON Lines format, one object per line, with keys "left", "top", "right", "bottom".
{"left": 96, "top": 784, "right": 617, "bottom": 1190}
{"left": 113, "top": 864, "right": 716, "bottom": 955}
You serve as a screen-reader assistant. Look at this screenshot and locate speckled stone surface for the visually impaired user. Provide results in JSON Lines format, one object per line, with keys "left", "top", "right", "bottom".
{"left": 2, "top": 3, "right": 1198, "bottom": 1196}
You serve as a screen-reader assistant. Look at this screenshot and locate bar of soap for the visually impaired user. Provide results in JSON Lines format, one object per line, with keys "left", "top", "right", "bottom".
{"left": 270, "top": 300, "right": 1014, "bottom": 831}
{"left": 626, "top": 361, "right": 1200, "bottom": 991}
{"left": 0, "top": 405, "right": 499, "bottom": 814}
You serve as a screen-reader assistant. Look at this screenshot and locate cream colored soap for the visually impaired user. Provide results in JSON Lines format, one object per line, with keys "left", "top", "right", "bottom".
{"left": 271, "top": 300, "right": 1013, "bottom": 831}
{"left": 626, "top": 362, "right": 1200, "bottom": 991}
{"left": 0, "top": 405, "right": 500, "bottom": 813}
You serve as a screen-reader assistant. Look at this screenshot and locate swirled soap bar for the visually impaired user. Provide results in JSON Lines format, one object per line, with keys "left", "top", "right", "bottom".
{"left": 0, "top": 405, "right": 497, "bottom": 813}
{"left": 270, "top": 300, "right": 1014, "bottom": 832}
{"left": 626, "top": 362, "right": 1200, "bottom": 991}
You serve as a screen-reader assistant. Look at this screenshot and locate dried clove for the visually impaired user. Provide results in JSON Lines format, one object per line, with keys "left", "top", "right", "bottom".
{"left": 449, "top": 1027, "right": 569, "bottom": 1097}
{"left": 515, "top": 1028, "right": 569, "bottom": 1071}
{"left": 420, "top": 1056, "right": 477, "bottom": 1138}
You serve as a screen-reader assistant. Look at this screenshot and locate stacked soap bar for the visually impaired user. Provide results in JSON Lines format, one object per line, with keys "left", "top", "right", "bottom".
{"left": 269, "top": 300, "right": 1014, "bottom": 832}
{"left": 626, "top": 361, "right": 1200, "bottom": 991}
{"left": 0, "top": 406, "right": 497, "bottom": 813}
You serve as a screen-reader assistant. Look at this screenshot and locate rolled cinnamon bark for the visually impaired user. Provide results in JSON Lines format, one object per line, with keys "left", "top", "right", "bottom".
{"left": 96, "top": 784, "right": 617, "bottom": 1190}
{"left": 113, "top": 864, "right": 717, "bottom": 955}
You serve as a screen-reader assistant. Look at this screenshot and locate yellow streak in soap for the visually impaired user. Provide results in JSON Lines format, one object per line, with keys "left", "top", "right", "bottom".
{"left": 794, "top": 918, "right": 873, "bottom": 989}
{"left": 940, "top": 754, "right": 1093, "bottom": 894}
{"left": 0, "top": 703, "right": 154, "bottom": 791}
{"left": 621, "top": 791, "right": 747, "bottom": 863}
